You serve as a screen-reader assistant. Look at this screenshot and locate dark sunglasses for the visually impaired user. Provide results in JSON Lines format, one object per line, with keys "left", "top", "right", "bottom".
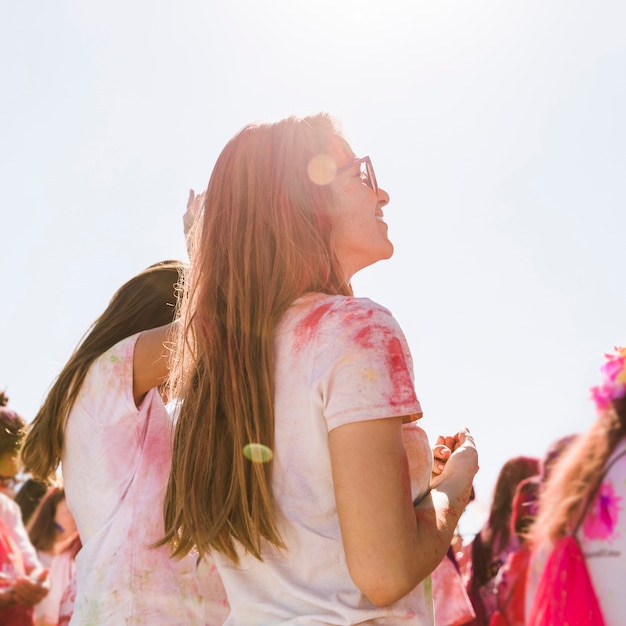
{"left": 335, "top": 156, "right": 378, "bottom": 195}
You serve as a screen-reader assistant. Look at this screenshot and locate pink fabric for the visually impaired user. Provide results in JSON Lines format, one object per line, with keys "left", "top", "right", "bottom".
{"left": 432, "top": 554, "right": 476, "bottom": 626}
{"left": 527, "top": 535, "right": 605, "bottom": 626}
{"left": 0, "top": 516, "right": 34, "bottom": 626}
{"left": 56, "top": 574, "right": 76, "bottom": 626}
{"left": 490, "top": 548, "right": 531, "bottom": 626}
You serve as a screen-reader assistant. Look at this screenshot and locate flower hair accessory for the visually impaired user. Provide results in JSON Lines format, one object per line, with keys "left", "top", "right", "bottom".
{"left": 590, "top": 347, "right": 626, "bottom": 413}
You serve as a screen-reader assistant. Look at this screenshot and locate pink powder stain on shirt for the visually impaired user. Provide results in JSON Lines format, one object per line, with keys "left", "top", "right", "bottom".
{"left": 293, "top": 302, "right": 334, "bottom": 350}
{"left": 384, "top": 336, "right": 415, "bottom": 407}
{"left": 583, "top": 481, "right": 623, "bottom": 541}
{"left": 352, "top": 316, "right": 416, "bottom": 408}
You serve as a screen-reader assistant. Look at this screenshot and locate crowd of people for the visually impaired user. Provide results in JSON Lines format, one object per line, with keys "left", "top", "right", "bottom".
{"left": 1, "top": 112, "right": 624, "bottom": 625}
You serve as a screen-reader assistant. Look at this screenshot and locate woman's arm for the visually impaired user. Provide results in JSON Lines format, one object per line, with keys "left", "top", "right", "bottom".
{"left": 132, "top": 323, "right": 175, "bottom": 406}
{"left": 330, "top": 417, "right": 477, "bottom": 607}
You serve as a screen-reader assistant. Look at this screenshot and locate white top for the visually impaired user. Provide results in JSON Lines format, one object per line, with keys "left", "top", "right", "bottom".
{"left": 577, "top": 438, "right": 626, "bottom": 625}
{"left": 63, "top": 334, "right": 229, "bottom": 626}
{"left": 214, "top": 293, "right": 434, "bottom": 625}
{"left": 34, "top": 549, "right": 75, "bottom": 625}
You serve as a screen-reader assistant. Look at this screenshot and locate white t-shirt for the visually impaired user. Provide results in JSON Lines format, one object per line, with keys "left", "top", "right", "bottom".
{"left": 577, "top": 438, "right": 626, "bottom": 625}
{"left": 213, "top": 293, "right": 434, "bottom": 625}
{"left": 63, "top": 334, "right": 229, "bottom": 626}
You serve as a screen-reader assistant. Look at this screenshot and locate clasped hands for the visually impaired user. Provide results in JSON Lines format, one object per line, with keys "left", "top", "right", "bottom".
{"left": 431, "top": 428, "right": 478, "bottom": 480}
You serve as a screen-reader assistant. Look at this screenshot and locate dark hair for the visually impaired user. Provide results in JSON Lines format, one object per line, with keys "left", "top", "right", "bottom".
{"left": 14, "top": 478, "right": 49, "bottom": 525}
{"left": 469, "top": 455, "right": 540, "bottom": 587}
{"left": 0, "top": 390, "right": 27, "bottom": 457}
{"left": 27, "top": 486, "right": 67, "bottom": 553}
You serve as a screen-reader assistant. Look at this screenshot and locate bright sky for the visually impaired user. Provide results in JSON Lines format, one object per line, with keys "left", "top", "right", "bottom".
{"left": 2, "top": 0, "right": 625, "bottom": 536}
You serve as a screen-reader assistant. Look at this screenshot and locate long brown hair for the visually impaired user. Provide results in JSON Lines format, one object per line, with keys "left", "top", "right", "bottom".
{"left": 21, "top": 261, "right": 184, "bottom": 482}
{"left": 162, "top": 113, "right": 352, "bottom": 562}
{"left": 528, "top": 397, "right": 626, "bottom": 545}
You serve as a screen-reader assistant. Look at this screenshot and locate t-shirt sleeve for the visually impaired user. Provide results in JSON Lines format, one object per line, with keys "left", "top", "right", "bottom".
{"left": 76, "top": 334, "right": 140, "bottom": 426}
{"left": 314, "top": 298, "right": 422, "bottom": 431}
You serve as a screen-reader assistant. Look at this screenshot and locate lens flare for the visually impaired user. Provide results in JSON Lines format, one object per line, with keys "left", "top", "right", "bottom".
{"left": 243, "top": 443, "right": 274, "bottom": 463}
{"left": 307, "top": 154, "right": 337, "bottom": 186}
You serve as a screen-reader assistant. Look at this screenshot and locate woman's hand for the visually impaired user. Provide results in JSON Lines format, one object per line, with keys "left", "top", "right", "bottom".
{"left": 0, "top": 586, "right": 14, "bottom": 608}
{"left": 432, "top": 435, "right": 454, "bottom": 475}
{"left": 183, "top": 188, "right": 205, "bottom": 242}
{"left": 430, "top": 429, "right": 479, "bottom": 498}
{"left": 11, "top": 569, "right": 50, "bottom": 606}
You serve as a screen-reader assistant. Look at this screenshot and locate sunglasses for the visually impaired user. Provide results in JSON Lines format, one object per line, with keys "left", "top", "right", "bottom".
{"left": 335, "top": 155, "right": 378, "bottom": 195}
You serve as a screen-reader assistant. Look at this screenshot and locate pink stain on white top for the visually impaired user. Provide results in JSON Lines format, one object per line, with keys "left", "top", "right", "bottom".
{"left": 212, "top": 293, "right": 433, "bottom": 625}
{"left": 583, "top": 481, "right": 623, "bottom": 542}
{"left": 62, "top": 335, "right": 229, "bottom": 625}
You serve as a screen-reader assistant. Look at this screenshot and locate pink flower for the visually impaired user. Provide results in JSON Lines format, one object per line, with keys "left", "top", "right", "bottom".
{"left": 590, "top": 347, "right": 626, "bottom": 413}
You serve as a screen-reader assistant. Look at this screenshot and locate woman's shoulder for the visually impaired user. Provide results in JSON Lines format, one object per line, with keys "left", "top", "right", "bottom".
{"left": 283, "top": 293, "right": 400, "bottom": 341}
{"left": 73, "top": 333, "right": 144, "bottom": 423}
{"left": 291, "top": 292, "right": 394, "bottom": 322}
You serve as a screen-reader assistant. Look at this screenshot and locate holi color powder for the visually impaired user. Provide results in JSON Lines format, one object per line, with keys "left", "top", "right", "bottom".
{"left": 583, "top": 480, "right": 622, "bottom": 541}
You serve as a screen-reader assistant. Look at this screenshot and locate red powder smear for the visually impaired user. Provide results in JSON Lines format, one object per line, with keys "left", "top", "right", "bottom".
{"left": 353, "top": 318, "right": 378, "bottom": 348}
{"left": 293, "top": 302, "right": 334, "bottom": 350}
{"left": 351, "top": 314, "right": 416, "bottom": 408}
{"left": 385, "top": 336, "right": 415, "bottom": 407}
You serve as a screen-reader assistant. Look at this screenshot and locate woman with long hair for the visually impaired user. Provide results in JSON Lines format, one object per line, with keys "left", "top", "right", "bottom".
{"left": 21, "top": 261, "right": 228, "bottom": 625}
{"left": 162, "top": 113, "right": 479, "bottom": 624}
{"left": 27, "top": 487, "right": 79, "bottom": 626}
{"left": 465, "top": 455, "right": 540, "bottom": 625}
{"left": 525, "top": 347, "right": 626, "bottom": 625}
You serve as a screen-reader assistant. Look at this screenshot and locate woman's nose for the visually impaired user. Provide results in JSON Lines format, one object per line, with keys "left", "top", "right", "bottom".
{"left": 378, "top": 187, "right": 390, "bottom": 207}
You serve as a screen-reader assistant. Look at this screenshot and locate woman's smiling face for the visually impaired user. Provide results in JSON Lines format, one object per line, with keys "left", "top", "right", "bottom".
{"left": 327, "top": 138, "right": 392, "bottom": 281}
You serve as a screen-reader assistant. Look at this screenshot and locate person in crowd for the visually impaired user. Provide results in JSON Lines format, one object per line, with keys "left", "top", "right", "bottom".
{"left": 487, "top": 432, "right": 578, "bottom": 626}
{"left": 465, "top": 455, "right": 540, "bottom": 625}
{"left": 161, "top": 112, "right": 479, "bottom": 625}
{"left": 489, "top": 476, "right": 539, "bottom": 626}
{"left": 491, "top": 433, "right": 577, "bottom": 626}
{"left": 20, "top": 261, "right": 228, "bottom": 625}
{"left": 525, "top": 347, "right": 626, "bottom": 625}
{"left": 27, "top": 487, "right": 79, "bottom": 626}
{"left": 14, "top": 480, "right": 48, "bottom": 527}
{"left": 0, "top": 393, "right": 50, "bottom": 625}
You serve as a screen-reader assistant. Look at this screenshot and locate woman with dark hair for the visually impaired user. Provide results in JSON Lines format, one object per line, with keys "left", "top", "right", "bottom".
{"left": 27, "top": 486, "right": 79, "bottom": 626}
{"left": 0, "top": 393, "right": 50, "bottom": 625}
{"left": 162, "top": 113, "right": 479, "bottom": 624}
{"left": 14, "top": 480, "right": 48, "bottom": 527}
{"left": 21, "top": 262, "right": 228, "bottom": 625}
{"left": 525, "top": 347, "right": 626, "bottom": 625}
{"left": 465, "top": 455, "right": 540, "bottom": 625}
{"left": 488, "top": 434, "right": 578, "bottom": 626}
